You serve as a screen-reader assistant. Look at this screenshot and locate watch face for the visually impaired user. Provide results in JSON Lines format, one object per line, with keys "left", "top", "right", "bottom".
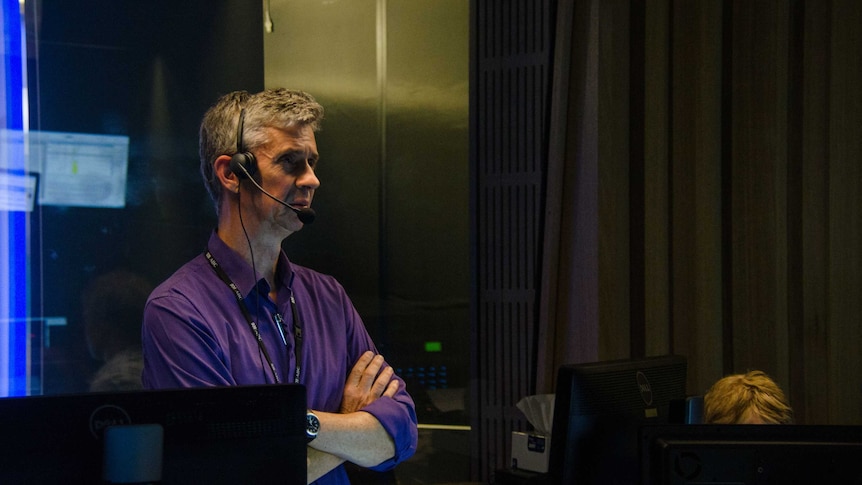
{"left": 306, "top": 412, "right": 320, "bottom": 441}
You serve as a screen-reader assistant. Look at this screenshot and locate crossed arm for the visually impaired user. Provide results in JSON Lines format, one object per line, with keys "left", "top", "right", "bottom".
{"left": 306, "top": 351, "right": 401, "bottom": 483}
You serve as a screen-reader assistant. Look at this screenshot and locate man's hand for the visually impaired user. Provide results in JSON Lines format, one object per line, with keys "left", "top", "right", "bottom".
{"left": 340, "top": 351, "right": 399, "bottom": 414}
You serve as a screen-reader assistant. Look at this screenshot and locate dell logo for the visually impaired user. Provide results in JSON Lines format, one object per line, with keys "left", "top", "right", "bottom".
{"left": 89, "top": 404, "right": 132, "bottom": 439}
{"left": 636, "top": 371, "right": 653, "bottom": 405}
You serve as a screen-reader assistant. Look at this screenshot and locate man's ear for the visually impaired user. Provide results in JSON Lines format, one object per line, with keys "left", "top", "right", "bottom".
{"left": 213, "top": 154, "right": 240, "bottom": 193}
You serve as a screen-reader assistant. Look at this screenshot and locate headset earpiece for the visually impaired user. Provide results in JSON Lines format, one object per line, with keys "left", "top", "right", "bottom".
{"left": 230, "top": 108, "right": 257, "bottom": 179}
{"left": 230, "top": 152, "right": 255, "bottom": 179}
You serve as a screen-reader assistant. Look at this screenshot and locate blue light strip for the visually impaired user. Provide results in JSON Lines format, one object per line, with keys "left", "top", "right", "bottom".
{"left": 2, "top": 0, "right": 28, "bottom": 397}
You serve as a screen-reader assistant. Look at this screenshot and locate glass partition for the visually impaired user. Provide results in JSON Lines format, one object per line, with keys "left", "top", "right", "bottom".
{"left": 3, "top": 0, "right": 264, "bottom": 396}
{"left": 4, "top": 0, "right": 470, "bottom": 427}
{"left": 5, "top": 0, "right": 470, "bottom": 482}
{"left": 0, "top": 0, "right": 470, "bottom": 483}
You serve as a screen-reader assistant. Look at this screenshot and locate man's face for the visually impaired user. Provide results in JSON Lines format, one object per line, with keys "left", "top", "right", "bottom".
{"left": 248, "top": 124, "right": 320, "bottom": 235}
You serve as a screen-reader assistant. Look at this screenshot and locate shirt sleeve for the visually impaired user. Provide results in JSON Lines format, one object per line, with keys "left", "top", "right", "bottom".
{"left": 141, "top": 293, "right": 236, "bottom": 389}
{"left": 361, "top": 386, "right": 419, "bottom": 470}
{"left": 333, "top": 282, "right": 419, "bottom": 470}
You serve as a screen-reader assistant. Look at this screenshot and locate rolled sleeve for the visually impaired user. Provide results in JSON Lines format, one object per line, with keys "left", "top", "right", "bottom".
{"left": 361, "top": 389, "right": 419, "bottom": 470}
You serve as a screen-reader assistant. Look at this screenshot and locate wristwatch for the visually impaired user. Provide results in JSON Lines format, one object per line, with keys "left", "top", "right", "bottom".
{"left": 306, "top": 410, "right": 320, "bottom": 443}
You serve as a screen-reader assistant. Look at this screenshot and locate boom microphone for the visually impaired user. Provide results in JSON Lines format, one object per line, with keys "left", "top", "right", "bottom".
{"left": 231, "top": 158, "right": 316, "bottom": 224}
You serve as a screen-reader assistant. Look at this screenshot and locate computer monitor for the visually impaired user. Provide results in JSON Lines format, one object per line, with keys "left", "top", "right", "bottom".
{"left": 0, "top": 384, "right": 307, "bottom": 484}
{"left": 548, "top": 355, "right": 688, "bottom": 485}
{"left": 640, "top": 424, "right": 862, "bottom": 484}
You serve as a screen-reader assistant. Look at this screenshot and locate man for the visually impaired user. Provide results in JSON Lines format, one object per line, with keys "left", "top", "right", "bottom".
{"left": 141, "top": 88, "right": 418, "bottom": 484}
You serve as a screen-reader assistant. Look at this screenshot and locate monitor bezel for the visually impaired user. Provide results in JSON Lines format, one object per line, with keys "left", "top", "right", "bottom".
{"left": 640, "top": 423, "right": 862, "bottom": 485}
{"left": 0, "top": 384, "right": 307, "bottom": 484}
{"left": 547, "top": 354, "right": 688, "bottom": 485}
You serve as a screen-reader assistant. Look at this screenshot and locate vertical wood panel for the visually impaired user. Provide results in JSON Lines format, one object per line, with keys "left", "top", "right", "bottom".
{"left": 597, "top": 0, "right": 632, "bottom": 360}
{"left": 643, "top": 0, "right": 672, "bottom": 356}
{"left": 786, "top": 0, "right": 806, "bottom": 422}
{"left": 798, "top": 0, "right": 831, "bottom": 426}
{"left": 730, "top": 0, "right": 791, "bottom": 384}
{"left": 669, "top": 0, "right": 725, "bottom": 395}
{"left": 828, "top": 0, "right": 862, "bottom": 424}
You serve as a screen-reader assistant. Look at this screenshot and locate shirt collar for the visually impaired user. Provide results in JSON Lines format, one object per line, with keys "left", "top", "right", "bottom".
{"left": 207, "top": 230, "right": 296, "bottom": 297}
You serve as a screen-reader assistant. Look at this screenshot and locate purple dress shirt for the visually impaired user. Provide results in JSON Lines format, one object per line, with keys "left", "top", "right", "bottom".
{"left": 142, "top": 231, "right": 418, "bottom": 484}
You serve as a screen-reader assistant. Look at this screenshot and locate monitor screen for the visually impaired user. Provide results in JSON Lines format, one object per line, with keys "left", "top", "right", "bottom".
{"left": 0, "top": 384, "right": 307, "bottom": 484}
{"left": 548, "top": 355, "right": 688, "bottom": 485}
{"left": 640, "top": 424, "right": 862, "bottom": 484}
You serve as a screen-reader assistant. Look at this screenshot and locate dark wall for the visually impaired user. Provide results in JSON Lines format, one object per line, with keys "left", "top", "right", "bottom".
{"left": 27, "top": 0, "right": 263, "bottom": 393}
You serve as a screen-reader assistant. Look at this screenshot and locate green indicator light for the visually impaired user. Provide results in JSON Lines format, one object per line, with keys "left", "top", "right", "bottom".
{"left": 424, "top": 341, "right": 442, "bottom": 352}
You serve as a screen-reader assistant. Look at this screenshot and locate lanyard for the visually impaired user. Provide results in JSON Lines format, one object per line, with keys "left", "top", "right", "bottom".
{"left": 205, "top": 249, "right": 303, "bottom": 384}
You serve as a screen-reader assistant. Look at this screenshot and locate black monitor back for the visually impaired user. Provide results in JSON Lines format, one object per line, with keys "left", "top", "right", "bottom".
{"left": 548, "top": 355, "right": 687, "bottom": 485}
{"left": 0, "top": 384, "right": 307, "bottom": 484}
{"left": 640, "top": 424, "right": 862, "bottom": 485}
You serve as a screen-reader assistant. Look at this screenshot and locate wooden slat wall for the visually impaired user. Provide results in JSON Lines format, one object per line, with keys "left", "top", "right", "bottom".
{"left": 474, "top": 0, "right": 862, "bottom": 480}
{"left": 798, "top": 0, "right": 832, "bottom": 427}
{"left": 536, "top": 0, "right": 862, "bottom": 424}
{"left": 642, "top": 0, "right": 672, "bottom": 358}
{"left": 665, "top": 0, "right": 862, "bottom": 421}
{"left": 826, "top": 0, "right": 862, "bottom": 424}
{"left": 728, "top": 0, "right": 792, "bottom": 391}
{"left": 667, "top": 0, "right": 726, "bottom": 394}
{"left": 597, "top": 0, "right": 633, "bottom": 360}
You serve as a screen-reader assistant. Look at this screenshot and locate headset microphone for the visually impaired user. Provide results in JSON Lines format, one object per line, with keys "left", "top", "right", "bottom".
{"left": 230, "top": 158, "right": 316, "bottom": 224}
{"left": 230, "top": 108, "right": 316, "bottom": 225}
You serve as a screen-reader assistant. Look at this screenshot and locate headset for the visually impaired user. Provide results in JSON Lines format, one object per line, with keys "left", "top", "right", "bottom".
{"left": 229, "top": 108, "right": 256, "bottom": 179}
{"left": 227, "top": 108, "right": 316, "bottom": 224}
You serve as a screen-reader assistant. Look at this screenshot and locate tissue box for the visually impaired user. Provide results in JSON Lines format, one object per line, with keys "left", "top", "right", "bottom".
{"left": 510, "top": 431, "right": 551, "bottom": 473}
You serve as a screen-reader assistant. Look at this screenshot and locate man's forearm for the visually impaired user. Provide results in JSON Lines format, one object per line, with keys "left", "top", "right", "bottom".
{"left": 308, "top": 410, "right": 395, "bottom": 467}
{"left": 307, "top": 447, "right": 344, "bottom": 484}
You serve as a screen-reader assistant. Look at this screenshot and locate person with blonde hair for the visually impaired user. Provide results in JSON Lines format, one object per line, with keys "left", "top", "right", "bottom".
{"left": 702, "top": 370, "right": 793, "bottom": 424}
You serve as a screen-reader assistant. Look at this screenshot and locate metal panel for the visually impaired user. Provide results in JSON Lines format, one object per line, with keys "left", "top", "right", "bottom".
{"left": 263, "top": 0, "right": 471, "bottom": 431}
